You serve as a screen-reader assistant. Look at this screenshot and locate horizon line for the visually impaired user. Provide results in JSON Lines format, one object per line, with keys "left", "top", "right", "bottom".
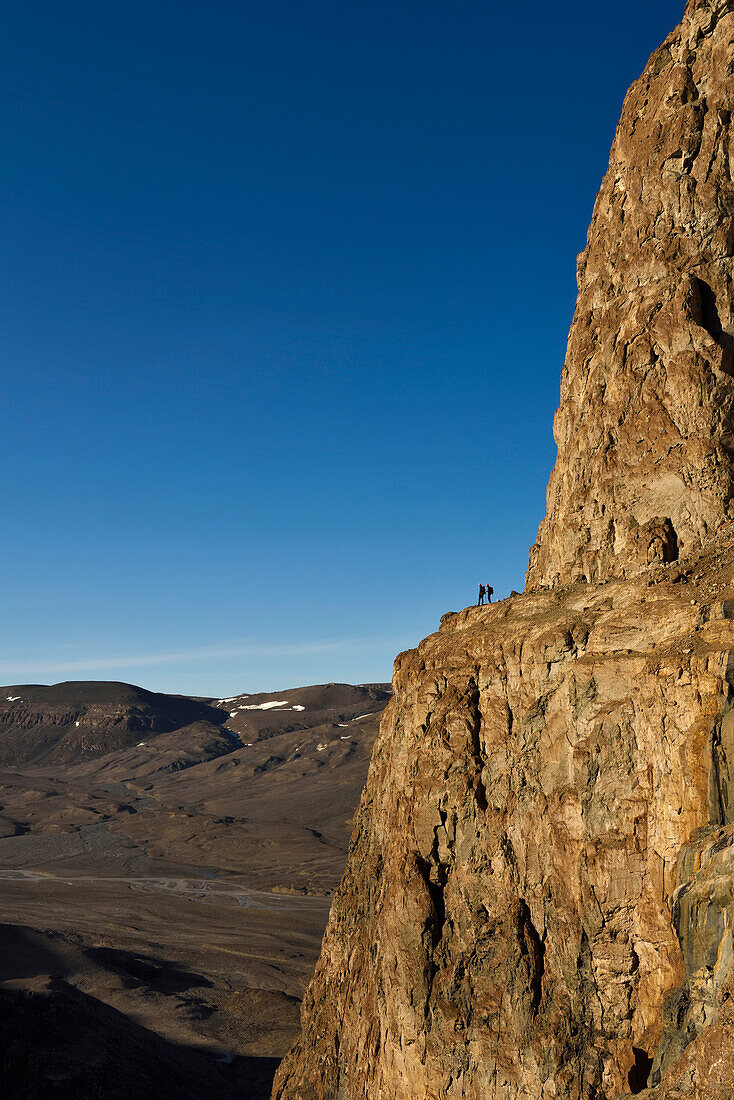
{"left": 0, "top": 634, "right": 407, "bottom": 684}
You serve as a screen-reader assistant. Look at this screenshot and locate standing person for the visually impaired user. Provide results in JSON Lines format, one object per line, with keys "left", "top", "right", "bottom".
{"left": 486, "top": 584, "right": 494, "bottom": 603}
{"left": 477, "top": 583, "right": 485, "bottom": 606}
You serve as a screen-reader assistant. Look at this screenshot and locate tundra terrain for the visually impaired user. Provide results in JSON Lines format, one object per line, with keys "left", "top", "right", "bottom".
{"left": 0, "top": 680, "right": 390, "bottom": 1098}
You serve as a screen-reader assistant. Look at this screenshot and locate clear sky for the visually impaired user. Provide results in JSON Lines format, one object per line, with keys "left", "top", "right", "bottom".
{"left": 1, "top": 0, "right": 681, "bottom": 696}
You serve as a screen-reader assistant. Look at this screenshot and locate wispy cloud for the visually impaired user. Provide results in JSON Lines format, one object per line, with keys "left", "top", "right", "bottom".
{"left": 0, "top": 636, "right": 401, "bottom": 680}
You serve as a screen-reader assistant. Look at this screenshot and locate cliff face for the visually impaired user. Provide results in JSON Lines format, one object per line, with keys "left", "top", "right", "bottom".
{"left": 273, "top": 3, "right": 734, "bottom": 1097}
{"left": 273, "top": 553, "right": 734, "bottom": 1099}
{"left": 527, "top": 0, "right": 734, "bottom": 588}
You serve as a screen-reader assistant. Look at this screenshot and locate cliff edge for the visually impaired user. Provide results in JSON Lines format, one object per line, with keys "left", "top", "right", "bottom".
{"left": 273, "top": 2, "right": 734, "bottom": 1097}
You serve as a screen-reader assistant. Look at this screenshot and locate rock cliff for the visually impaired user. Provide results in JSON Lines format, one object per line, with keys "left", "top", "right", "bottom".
{"left": 272, "top": 2, "right": 734, "bottom": 1097}
{"left": 527, "top": 0, "right": 734, "bottom": 588}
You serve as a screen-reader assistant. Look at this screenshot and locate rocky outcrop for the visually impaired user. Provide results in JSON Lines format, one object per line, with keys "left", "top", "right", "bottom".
{"left": 527, "top": 0, "right": 734, "bottom": 588}
{"left": 272, "top": 2, "right": 734, "bottom": 1097}
{"left": 273, "top": 549, "right": 734, "bottom": 1099}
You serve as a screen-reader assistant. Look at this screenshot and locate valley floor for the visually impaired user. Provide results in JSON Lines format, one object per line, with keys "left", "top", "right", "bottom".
{"left": 0, "top": 682, "right": 390, "bottom": 1097}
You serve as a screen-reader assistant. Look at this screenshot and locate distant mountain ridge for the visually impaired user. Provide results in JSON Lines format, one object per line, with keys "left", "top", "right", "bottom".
{"left": 0, "top": 680, "right": 224, "bottom": 766}
{"left": 0, "top": 678, "right": 392, "bottom": 893}
{"left": 0, "top": 680, "right": 391, "bottom": 768}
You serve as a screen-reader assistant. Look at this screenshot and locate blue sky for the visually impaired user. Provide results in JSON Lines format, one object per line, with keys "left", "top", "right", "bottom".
{"left": 1, "top": 0, "right": 681, "bottom": 695}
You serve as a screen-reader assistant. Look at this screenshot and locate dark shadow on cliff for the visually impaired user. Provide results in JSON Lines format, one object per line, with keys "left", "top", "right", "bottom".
{"left": 693, "top": 276, "right": 734, "bottom": 375}
{"left": 627, "top": 1046, "right": 653, "bottom": 1093}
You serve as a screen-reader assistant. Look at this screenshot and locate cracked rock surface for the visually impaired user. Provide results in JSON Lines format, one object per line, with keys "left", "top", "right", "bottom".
{"left": 273, "top": 549, "right": 734, "bottom": 1098}
{"left": 528, "top": 0, "right": 734, "bottom": 588}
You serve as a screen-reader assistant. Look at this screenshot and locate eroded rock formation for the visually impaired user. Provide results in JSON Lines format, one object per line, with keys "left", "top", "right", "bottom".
{"left": 273, "top": 2, "right": 734, "bottom": 1097}
{"left": 273, "top": 553, "right": 734, "bottom": 1099}
{"left": 528, "top": 0, "right": 734, "bottom": 588}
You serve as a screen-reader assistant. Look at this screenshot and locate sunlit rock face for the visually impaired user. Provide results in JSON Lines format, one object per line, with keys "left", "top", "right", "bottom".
{"left": 272, "top": 563, "right": 734, "bottom": 1100}
{"left": 272, "top": 3, "right": 734, "bottom": 1099}
{"left": 528, "top": 0, "right": 734, "bottom": 589}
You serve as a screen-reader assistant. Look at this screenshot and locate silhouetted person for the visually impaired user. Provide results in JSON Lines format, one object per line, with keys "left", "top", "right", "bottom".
{"left": 477, "top": 583, "right": 485, "bottom": 606}
{"left": 486, "top": 584, "right": 493, "bottom": 603}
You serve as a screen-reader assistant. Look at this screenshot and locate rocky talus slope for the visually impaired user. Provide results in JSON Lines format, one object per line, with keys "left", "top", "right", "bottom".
{"left": 273, "top": 3, "right": 734, "bottom": 1098}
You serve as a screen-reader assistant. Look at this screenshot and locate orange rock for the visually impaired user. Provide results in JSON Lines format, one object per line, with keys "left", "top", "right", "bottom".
{"left": 528, "top": 0, "right": 734, "bottom": 589}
